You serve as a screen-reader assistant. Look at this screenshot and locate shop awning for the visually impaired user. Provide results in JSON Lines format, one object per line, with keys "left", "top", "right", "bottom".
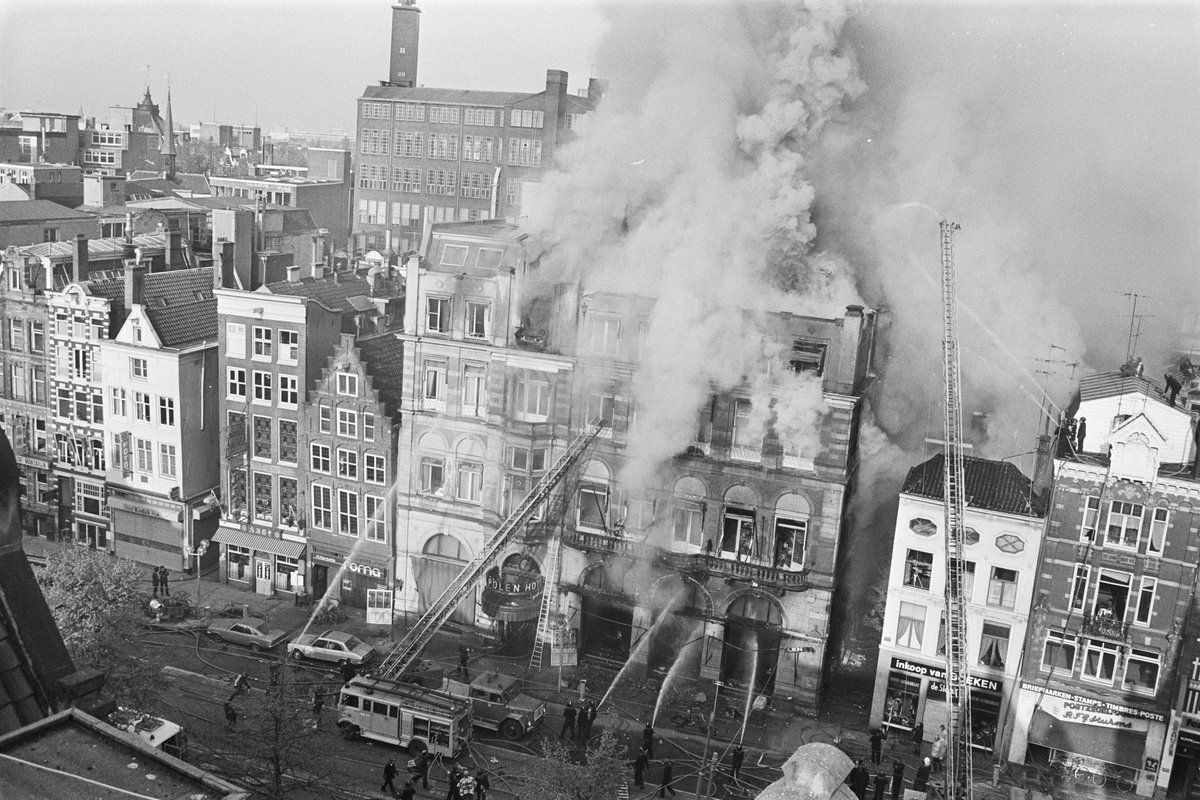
{"left": 1027, "top": 709, "right": 1146, "bottom": 769}
{"left": 212, "top": 526, "right": 306, "bottom": 559}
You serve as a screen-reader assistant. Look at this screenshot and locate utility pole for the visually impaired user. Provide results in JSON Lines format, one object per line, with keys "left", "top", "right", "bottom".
{"left": 701, "top": 680, "right": 724, "bottom": 799}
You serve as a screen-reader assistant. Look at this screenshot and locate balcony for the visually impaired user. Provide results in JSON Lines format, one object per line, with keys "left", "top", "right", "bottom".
{"left": 729, "top": 445, "right": 762, "bottom": 464}
{"left": 563, "top": 529, "right": 662, "bottom": 561}
{"left": 781, "top": 453, "right": 815, "bottom": 471}
{"left": 421, "top": 397, "right": 446, "bottom": 413}
{"left": 1080, "top": 613, "right": 1130, "bottom": 641}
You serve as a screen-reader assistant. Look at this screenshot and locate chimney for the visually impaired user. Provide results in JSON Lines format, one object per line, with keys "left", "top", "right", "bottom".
{"left": 124, "top": 259, "right": 148, "bottom": 310}
{"left": 587, "top": 77, "right": 609, "bottom": 103}
{"left": 389, "top": 1, "right": 421, "bottom": 87}
{"left": 286, "top": 265, "right": 302, "bottom": 283}
{"left": 311, "top": 263, "right": 324, "bottom": 281}
{"left": 1033, "top": 434, "right": 1055, "bottom": 496}
{"left": 215, "top": 241, "right": 236, "bottom": 289}
{"left": 402, "top": 254, "right": 423, "bottom": 336}
{"left": 71, "top": 234, "right": 89, "bottom": 283}
{"left": 166, "top": 229, "right": 182, "bottom": 271}
{"left": 122, "top": 213, "right": 136, "bottom": 260}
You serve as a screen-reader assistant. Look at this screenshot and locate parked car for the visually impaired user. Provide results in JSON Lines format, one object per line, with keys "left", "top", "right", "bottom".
{"left": 206, "top": 618, "right": 289, "bottom": 651}
{"left": 287, "top": 629, "right": 375, "bottom": 667}
{"left": 212, "top": 602, "right": 270, "bottom": 622}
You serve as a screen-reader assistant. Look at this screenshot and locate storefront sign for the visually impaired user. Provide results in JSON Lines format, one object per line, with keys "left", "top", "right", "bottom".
{"left": 16, "top": 454, "right": 50, "bottom": 469}
{"left": 890, "top": 656, "right": 1001, "bottom": 692}
{"left": 120, "top": 431, "right": 132, "bottom": 478}
{"left": 108, "top": 494, "right": 175, "bottom": 522}
{"left": 1021, "top": 682, "right": 1164, "bottom": 724}
{"left": 348, "top": 562, "right": 385, "bottom": 579}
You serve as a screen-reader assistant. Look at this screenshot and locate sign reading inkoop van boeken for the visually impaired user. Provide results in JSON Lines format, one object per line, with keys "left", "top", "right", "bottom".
{"left": 890, "top": 656, "right": 1002, "bottom": 694}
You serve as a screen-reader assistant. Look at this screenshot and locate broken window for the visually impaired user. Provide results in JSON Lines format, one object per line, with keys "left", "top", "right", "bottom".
{"left": 788, "top": 339, "right": 826, "bottom": 375}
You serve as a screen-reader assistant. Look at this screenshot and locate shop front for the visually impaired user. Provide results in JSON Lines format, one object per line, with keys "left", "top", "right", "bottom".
{"left": 309, "top": 543, "right": 392, "bottom": 615}
{"left": 212, "top": 525, "right": 306, "bottom": 597}
{"left": 1163, "top": 714, "right": 1200, "bottom": 798}
{"left": 16, "top": 452, "right": 55, "bottom": 538}
{"left": 880, "top": 656, "right": 1004, "bottom": 750}
{"left": 109, "top": 489, "right": 186, "bottom": 570}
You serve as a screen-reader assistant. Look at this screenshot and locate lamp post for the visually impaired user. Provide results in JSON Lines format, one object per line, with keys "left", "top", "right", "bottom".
{"left": 189, "top": 538, "right": 210, "bottom": 607}
{"left": 702, "top": 680, "right": 724, "bottom": 799}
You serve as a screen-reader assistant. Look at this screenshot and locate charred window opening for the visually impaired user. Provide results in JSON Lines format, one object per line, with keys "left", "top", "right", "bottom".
{"left": 789, "top": 339, "right": 826, "bottom": 376}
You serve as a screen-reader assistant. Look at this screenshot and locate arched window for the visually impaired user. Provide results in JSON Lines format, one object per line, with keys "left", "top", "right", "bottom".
{"left": 454, "top": 437, "right": 485, "bottom": 504}
{"left": 423, "top": 533, "right": 467, "bottom": 560}
{"left": 672, "top": 476, "right": 707, "bottom": 548}
{"left": 721, "top": 485, "right": 759, "bottom": 559}
{"left": 417, "top": 432, "right": 447, "bottom": 496}
{"left": 773, "top": 493, "right": 811, "bottom": 570}
{"left": 726, "top": 594, "right": 783, "bottom": 626}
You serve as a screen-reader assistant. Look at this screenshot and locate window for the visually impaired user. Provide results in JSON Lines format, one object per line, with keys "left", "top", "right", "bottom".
{"left": 311, "top": 443, "right": 331, "bottom": 473}
{"left": 731, "top": 399, "right": 761, "bottom": 458}
{"left": 395, "top": 130, "right": 425, "bottom": 157}
{"left": 948, "top": 558, "right": 975, "bottom": 602}
{"left": 1082, "top": 639, "right": 1122, "bottom": 684}
{"left": 108, "top": 388, "right": 128, "bottom": 418}
{"left": 7, "top": 364, "right": 25, "bottom": 401}
{"left": 585, "top": 314, "right": 620, "bottom": 354}
{"left": 253, "top": 371, "right": 273, "bottom": 402}
{"left": 1148, "top": 507, "right": 1168, "bottom": 554}
{"left": 1124, "top": 648, "right": 1160, "bottom": 693}
{"left": 312, "top": 484, "right": 333, "bottom": 530}
{"left": 462, "top": 364, "right": 486, "bottom": 416}
{"left": 226, "top": 322, "right": 246, "bottom": 358}
{"left": 319, "top": 402, "right": 332, "bottom": 433}
{"left": 365, "top": 453, "right": 386, "bottom": 485}
{"left": 252, "top": 327, "right": 273, "bottom": 359}
{"left": 903, "top": 549, "right": 933, "bottom": 590}
{"left": 135, "top": 392, "right": 151, "bottom": 422}
{"left": 427, "top": 297, "right": 451, "bottom": 333}
{"left": 8, "top": 319, "right": 24, "bottom": 352}
{"left": 131, "top": 357, "right": 147, "bottom": 379}
{"left": 773, "top": 518, "right": 807, "bottom": 569}
{"left": 429, "top": 105, "right": 461, "bottom": 125}
{"left": 1093, "top": 569, "right": 1132, "bottom": 621}
{"left": 452, "top": 462, "right": 482, "bottom": 504}
{"left": 1105, "top": 500, "right": 1143, "bottom": 549}
{"left": 987, "top": 566, "right": 1018, "bottom": 608}
{"left": 269, "top": 374, "right": 296, "bottom": 407}
{"left": 1071, "top": 564, "right": 1090, "bottom": 611}
{"left": 337, "top": 408, "right": 358, "bottom": 438}
{"left": 6, "top": 267, "right": 19, "bottom": 291}
{"left": 515, "top": 376, "right": 550, "bottom": 419}
{"left": 420, "top": 457, "right": 445, "bottom": 495}
{"left": 426, "top": 169, "right": 457, "bottom": 196}
{"left": 159, "top": 444, "right": 177, "bottom": 478}
{"left": 577, "top": 484, "right": 609, "bottom": 530}
{"left": 395, "top": 102, "right": 426, "bottom": 122}
{"left": 74, "top": 481, "right": 103, "bottom": 516}
{"left": 504, "top": 178, "right": 523, "bottom": 206}
{"left": 278, "top": 420, "right": 297, "bottom": 464}
{"left": 337, "top": 372, "right": 358, "bottom": 396}
{"left": 466, "top": 302, "right": 489, "bottom": 339}
{"left": 359, "top": 128, "right": 389, "bottom": 155}
{"left": 462, "top": 134, "right": 495, "bottom": 161}
{"left": 423, "top": 361, "right": 447, "bottom": 404}
{"left": 365, "top": 495, "right": 386, "bottom": 542}
{"left": 158, "top": 397, "right": 175, "bottom": 426}
{"left": 978, "top": 622, "right": 1009, "bottom": 668}
{"left": 788, "top": 339, "right": 827, "bottom": 374}
{"left": 250, "top": 415, "right": 271, "bottom": 459}
{"left": 279, "top": 329, "right": 298, "bottom": 363}
{"left": 363, "top": 412, "right": 375, "bottom": 441}
{"left": 29, "top": 321, "right": 44, "bottom": 353}
{"left": 464, "top": 107, "right": 495, "bottom": 126}
{"left": 254, "top": 473, "right": 273, "bottom": 521}
{"left": 896, "top": 601, "right": 925, "bottom": 649}
{"left": 228, "top": 367, "right": 246, "bottom": 398}
{"left": 1081, "top": 495, "right": 1100, "bottom": 542}
{"left": 669, "top": 499, "right": 704, "bottom": 546}
{"left": 1135, "top": 576, "right": 1156, "bottom": 625}
{"left": 31, "top": 366, "right": 44, "bottom": 404}
{"left": 1042, "top": 630, "right": 1077, "bottom": 672}
{"left": 135, "top": 438, "right": 153, "bottom": 472}
{"left": 427, "top": 132, "right": 459, "bottom": 160}
{"left": 338, "top": 489, "right": 359, "bottom": 536}
{"left": 509, "top": 108, "right": 545, "bottom": 128}
{"left": 337, "top": 448, "right": 359, "bottom": 479}
{"left": 357, "top": 197, "right": 386, "bottom": 221}
{"left": 460, "top": 171, "right": 492, "bottom": 199}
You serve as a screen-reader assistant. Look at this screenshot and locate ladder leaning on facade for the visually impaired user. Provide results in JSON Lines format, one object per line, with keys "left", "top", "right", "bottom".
{"left": 376, "top": 419, "right": 606, "bottom": 680}
{"left": 528, "top": 533, "right": 564, "bottom": 671}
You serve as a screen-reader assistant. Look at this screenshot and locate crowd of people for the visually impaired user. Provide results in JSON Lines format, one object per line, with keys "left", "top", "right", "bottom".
{"left": 848, "top": 724, "right": 948, "bottom": 800}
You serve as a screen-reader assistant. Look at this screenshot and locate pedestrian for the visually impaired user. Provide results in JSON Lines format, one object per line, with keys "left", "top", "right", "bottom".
{"left": 731, "top": 744, "right": 745, "bottom": 783}
{"left": 560, "top": 701, "right": 577, "bottom": 739}
{"left": 458, "top": 644, "right": 470, "bottom": 680}
{"left": 412, "top": 750, "right": 430, "bottom": 790}
{"left": 873, "top": 769, "right": 889, "bottom": 800}
{"left": 151, "top": 566, "right": 161, "bottom": 597}
{"left": 890, "top": 759, "right": 905, "bottom": 800}
{"left": 160, "top": 567, "right": 170, "bottom": 596}
{"left": 1076, "top": 417, "right": 1087, "bottom": 453}
{"left": 223, "top": 701, "right": 237, "bottom": 727}
{"left": 869, "top": 727, "right": 886, "bottom": 765}
{"left": 444, "top": 766, "right": 460, "bottom": 800}
{"left": 399, "top": 778, "right": 416, "bottom": 800}
{"left": 850, "top": 759, "right": 869, "bottom": 800}
{"left": 634, "top": 748, "right": 649, "bottom": 788}
{"left": 914, "top": 757, "right": 932, "bottom": 791}
{"left": 912, "top": 722, "right": 924, "bottom": 756}
{"left": 475, "top": 769, "right": 490, "bottom": 800}
{"left": 643, "top": 722, "right": 655, "bottom": 760}
{"left": 382, "top": 757, "right": 399, "bottom": 795}
{"left": 658, "top": 760, "right": 677, "bottom": 797}
{"left": 930, "top": 728, "right": 946, "bottom": 774}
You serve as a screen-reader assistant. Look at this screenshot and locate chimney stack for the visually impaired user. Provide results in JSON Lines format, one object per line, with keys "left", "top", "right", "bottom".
{"left": 587, "top": 77, "right": 609, "bottom": 103}
{"left": 389, "top": 1, "right": 421, "bottom": 87}
{"left": 165, "top": 229, "right": 182, "bottom": 271}
{"left": 286, "top": 265, "right": 302, "bottom": 283}
{"left": 124, "top": 259, "right": 148, "bottom": 310}
{"left": 215, "top": 241, "right": 237, "bottom": 289}
{"left": 71, "top": 234, "right": 89, "bottom": 283}
{"left": 1033, "top": 433, "right": 1055, "bottom": 497}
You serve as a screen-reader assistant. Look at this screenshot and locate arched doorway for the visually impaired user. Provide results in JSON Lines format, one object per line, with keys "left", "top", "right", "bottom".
{"left": 416, "top": 533, "right": 475, "bottom": 627}
{"left": 646, "top": 576, "right": 707, "bottom": 678}
{"left": 721, "top": 593, "right": 782, "bottom": 694}
{"left": 579, "top": 562, "right": 634, "bottom": 666}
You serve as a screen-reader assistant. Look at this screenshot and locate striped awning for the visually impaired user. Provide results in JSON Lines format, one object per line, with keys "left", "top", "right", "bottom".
{"left": 212, "top": 526, "right": 306, "bottom": 559}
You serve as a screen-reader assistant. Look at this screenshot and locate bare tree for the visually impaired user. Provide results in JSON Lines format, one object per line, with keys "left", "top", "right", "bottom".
{"left": 518, "top": 729, "right": 629, "bottom": 800}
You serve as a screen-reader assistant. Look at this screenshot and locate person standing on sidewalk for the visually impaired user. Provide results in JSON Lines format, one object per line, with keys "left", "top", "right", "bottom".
{"left": 160, "top": 567, "right": 170, "bottom": 596}
{"left": 873, "top": 769, "right": 889, "bottom": 800}
{"left": 889, "top": 758, "right": 905, "bottom": 800}
{"left": 457, "top": 644, "right": 470, "bottom": 680}
{"left": 912, "top": 722, "right": 924, "bottom": 756}
{"left": 474, "top": 769, "right": 490, "bottom": 800}
{"left": 658, "top": 760, "right": 677, "bottom": 797}
{"left": 930, "top": 728, "right": 946, "bottom": 774}
{"left": 560, "top": 701, "right": 577, "bottom": 739}
{"left": 869, "top": 728, "right": 886, "bottom": 765}
{"left": 398, "top": 778, "right": 415, "bottom": 800}
{"left": 412, "top": 750, "right": 430, "bottom": 790}
{"left": 633, "top": 748, "right": 648, "bottom": 788}
{"left": 643, "top": 722, "right": 655, "bottom": 760}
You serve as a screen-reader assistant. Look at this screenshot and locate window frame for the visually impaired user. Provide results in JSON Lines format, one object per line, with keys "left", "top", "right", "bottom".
{"left": 903, "top": 549, "right": 933, "bottom": 590}
{"left": 986, "top": 566, "right": 1019, "bottom": 609}
{"left": 311, "top": 443, "right": 332, "bottom": 473}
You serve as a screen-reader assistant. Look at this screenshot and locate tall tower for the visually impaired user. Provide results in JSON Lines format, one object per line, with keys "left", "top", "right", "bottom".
{"left": 389, "top": 1, "right": 420, "bottom": 87}
{"left": 161, "top": 85, "right": 177, "bottom": 180}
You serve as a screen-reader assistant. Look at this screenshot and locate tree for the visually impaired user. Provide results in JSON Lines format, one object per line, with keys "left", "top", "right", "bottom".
{"left": 34, "top": 546, "right": 162, "bottom": 705}
{"left": 518, "top": 729, "right": 629, "bottom": 800}
{"left": 201, "top": 661, "right": 328, "bottom": 799}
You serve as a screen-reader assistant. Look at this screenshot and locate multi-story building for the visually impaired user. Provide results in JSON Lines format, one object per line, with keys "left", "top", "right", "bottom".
{"left": 82, "top": 88, "right": 174, "bottom": 178}
{"left": 0, "top": 200, "right": 97, "bottom": 250}
{"left": 0, "top": 112, "right": 82, "bottom": 166}
{"left": 871, "top": 453, "right": 1045, "bottom": 755}
{"left": 99, "top": 266, "right": 220, "bottom": 574}
{"left": 209, "top": 173, "right": 349, "bottom": 249}
{"left": 301, "top": 332, "right": 403, "bottom": 615}
{"left": 0, "top": 245, "right": 55, "bottom": 538}
{"left": 1008, "top": 370, "right": 1199, "bottom": 797}
{"left": 391, "top": 221, "right": 876, "bottom": 711}
{"left": 0, "top": 163, "right": 83, "bottom": 207}
{"left": 352, "top": 2, "right": 602, "bottom": 254}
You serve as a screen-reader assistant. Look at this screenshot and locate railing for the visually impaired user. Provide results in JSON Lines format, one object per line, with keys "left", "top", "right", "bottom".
{"left": 420, "top": 397, "right": 446, "bottom": 413}
{"left": 563, "top": 529, "right": 661, "bottom": 561}
{"left": 781, "top": 454, "right": 815, "bottom": 471}
{"left": 729, "top": 445, "right": 762, "bottom": 463}
{"left": 1080, "top": 614, "right": 1131, "bottom": 641}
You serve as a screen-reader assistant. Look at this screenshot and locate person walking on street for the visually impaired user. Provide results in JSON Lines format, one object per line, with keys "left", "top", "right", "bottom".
{"left": 152, "top": 567, "right": 161, "bottom": 597}
{"left": 873, "top": 769, "right": 889, "bottom": 800}
{"left": 869, "top": 728, "right": 886, "bottom": 765}
{"left": 658, "top": 760, "right": 677, "bottom": 797}
{"left": 912, "top": 722, "right": 924, "bottom": 756}
{"left": 224, "top": 701, "right": 237, "bottom": 727}
{"left": 382, "top": 758, "right": 398, "bottom": 796}
{"left": 312, "top": 689, "right": 324, "bottom": 727}
{"left": 457, "top": 644, "right": 470, "bottom": 680}
{"left": 890, "top": 759, "right": 905, "bottom": 800}
{"left": 914, "top": 758, "right": 932, "bottom": 792}
{"left": 412, "top": 750, "right": 430, "bottom": 790}
{"left": 643, "top": 722, "right": 655, "bottom": 760}
{"left": 160, "top": 567, "right": 170, "bottom": 596}
{"left": 634, "top": 748, "right": 649, "bottom": 788}
{"left": 731, "top": 745, "right": 745, "bottom": 783}
{"left": 560, "top": 701, "right": 577, "bottom": 739}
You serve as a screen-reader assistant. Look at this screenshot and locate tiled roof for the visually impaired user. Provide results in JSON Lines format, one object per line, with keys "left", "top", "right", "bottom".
{"left": 264, "top": 274, "right": 372, "bottom": 313}
{"left": 0, "top": 200, "right": 96, "bottom": 224}
{"left": 1079, "top": 371, "right": 1165, "bottom": 403}
{"left": 362, "top": 85, "right": 531, "bottom": 106}
{"left": 358, "top": 334, "right": 405, "bottom": 416}
{"left": 901, "top": 452, "right": 1043, "bottom": 518}
{"left": 20, "top": 233, "right": 166, "bottom": 262}
{"left": 143, "top": 267, "right": 217, "bottom": 347}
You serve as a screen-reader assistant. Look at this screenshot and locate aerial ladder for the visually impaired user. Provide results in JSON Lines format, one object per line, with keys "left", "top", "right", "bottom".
{"left": 939, "top": 219, "right": 974, "bottom": 800}
{"left": 376, "top": 419, "right": 606, "bottom": 680}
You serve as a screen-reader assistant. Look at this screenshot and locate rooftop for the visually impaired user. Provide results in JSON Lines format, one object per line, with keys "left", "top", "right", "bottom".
{"left": 20, "top": 232, "right": 166, "bottom": 262}
{"left": 0, "top": 200, "right": 95, "bottom": 224}
{"left": 362, "top": 84, "right": 533, "bottom": 106}
{"left": 262, "top": 273, "right": 374, "bottom": 313}
{"left": 902, "top": 452, "right": 1044, "bottom": 518}
{"left": 358, "top": 333, "right": 405, "bottom": 417}
{"left": 142, "top": 268, "right": 217, "bottom": 347}
{"left": 1079, "top": 370, "right": 1167, "bottom": 403}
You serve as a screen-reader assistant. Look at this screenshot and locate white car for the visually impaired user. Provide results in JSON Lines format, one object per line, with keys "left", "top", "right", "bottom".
{"left": 287, "top": 629, "right": 375, "bottom": 667}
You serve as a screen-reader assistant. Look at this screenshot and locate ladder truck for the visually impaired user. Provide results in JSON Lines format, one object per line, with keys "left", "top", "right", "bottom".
{"left": 939, "top": 219, "right": 974, "bottom": 800}
{"left": 375, "top": 419, "right": 606, "bottom": 680}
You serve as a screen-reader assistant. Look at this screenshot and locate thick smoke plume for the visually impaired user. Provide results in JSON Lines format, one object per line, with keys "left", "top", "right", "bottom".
{"left": 529, "top": 1, "right": 865, "bottom": 490}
